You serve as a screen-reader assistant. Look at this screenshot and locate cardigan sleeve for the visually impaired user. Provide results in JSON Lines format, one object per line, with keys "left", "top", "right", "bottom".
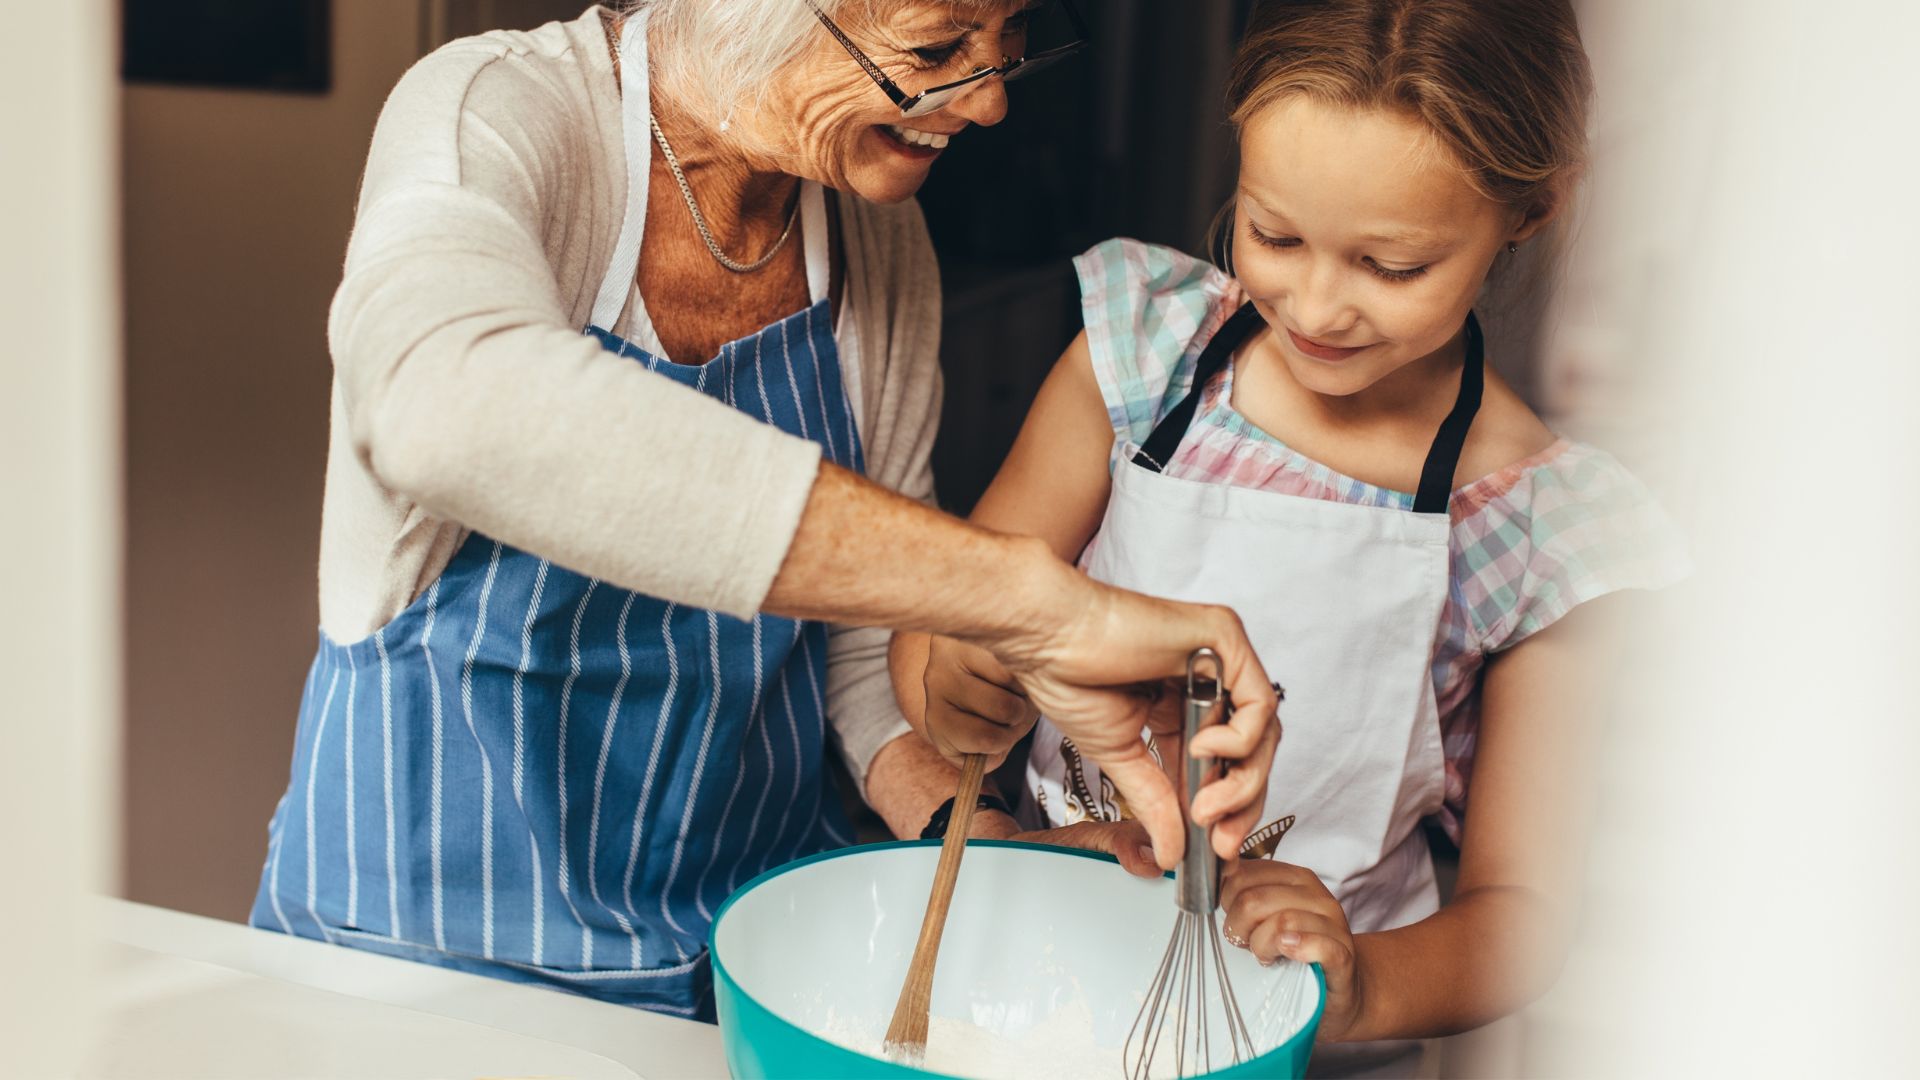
{"left": 328, "top": 38, "right": 823, "bottom": 622}
{"left": 820, "top": 195, "right": 944, "bottom": 789}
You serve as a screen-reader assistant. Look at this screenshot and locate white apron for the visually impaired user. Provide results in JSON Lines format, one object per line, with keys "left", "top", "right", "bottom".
{"left": 1027, "top": 304, "right": 1485, "bottom": 937}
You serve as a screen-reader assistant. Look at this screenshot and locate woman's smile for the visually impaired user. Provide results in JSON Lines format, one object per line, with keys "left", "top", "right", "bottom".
{"left": 875, "top": 122, "right": 955, "bottom": 160}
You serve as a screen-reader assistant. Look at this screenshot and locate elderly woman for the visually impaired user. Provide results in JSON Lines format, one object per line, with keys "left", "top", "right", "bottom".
{"left": 250, "top": 0, "right": 1280, "bottom": 1020}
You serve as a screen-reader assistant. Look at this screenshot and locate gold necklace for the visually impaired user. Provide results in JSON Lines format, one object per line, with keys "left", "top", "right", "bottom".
{"left": 602, "top": 13, "right": 799, "bottom": 274}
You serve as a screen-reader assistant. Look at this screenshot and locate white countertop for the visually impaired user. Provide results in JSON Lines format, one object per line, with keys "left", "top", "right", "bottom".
{"left": 84, "top": 898, "right": 728, "bottom": 1079}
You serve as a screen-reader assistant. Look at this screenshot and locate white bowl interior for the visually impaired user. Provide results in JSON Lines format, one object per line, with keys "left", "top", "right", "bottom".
{"left": 715, "top": 843, "right": 1319, "bottom": 1076}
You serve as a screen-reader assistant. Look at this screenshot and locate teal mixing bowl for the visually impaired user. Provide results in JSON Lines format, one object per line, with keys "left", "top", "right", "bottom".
{"left": 710, "top": 839, "right": 1324, "bottom": 1079}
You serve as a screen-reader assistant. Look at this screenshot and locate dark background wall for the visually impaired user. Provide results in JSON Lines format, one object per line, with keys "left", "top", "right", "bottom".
{"left": 918, "top": 0, "right": 1254, "bottom": 511}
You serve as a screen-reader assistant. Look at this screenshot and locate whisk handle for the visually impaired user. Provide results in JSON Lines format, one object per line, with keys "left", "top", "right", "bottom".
{"left": 1178, "top": 649, "right": 1225, "bottom": 914}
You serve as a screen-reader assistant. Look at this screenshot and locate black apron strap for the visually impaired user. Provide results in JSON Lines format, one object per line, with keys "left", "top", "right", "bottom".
{"left": 1411, "top": 312, "right": 1484, "bottom": 515}
{"left": 1131, "top": 305, "right": 1485, "bottom": 517}
{"left": 1133, "top": 303, "right": 1266, "bottom": 473}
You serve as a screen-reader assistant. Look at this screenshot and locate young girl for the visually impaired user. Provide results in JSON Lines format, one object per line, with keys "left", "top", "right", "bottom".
{"left": 888, "top": 0, "right": 1687, "bottom": 1067}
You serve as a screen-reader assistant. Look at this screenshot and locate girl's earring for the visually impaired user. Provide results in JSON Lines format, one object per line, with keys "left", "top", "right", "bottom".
{"left": 1507, "top": 241, "right": 1519, "bottom": 254}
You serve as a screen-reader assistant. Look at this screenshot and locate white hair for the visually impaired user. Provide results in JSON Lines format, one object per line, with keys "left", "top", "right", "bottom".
{"left": 630, "top": 0, "right": 1006, "bottom": 130}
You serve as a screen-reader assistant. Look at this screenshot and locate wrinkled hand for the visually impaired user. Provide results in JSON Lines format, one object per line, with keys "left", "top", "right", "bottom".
{"left": 965, "top": 811, "right": 1161, "bottom": 878}
{"left": 1015, "top": 818, "right": 1162, "bottom": 879}
{"left": 920, "top": 636, "right": 1040, "bottom": 770}
{"left": 1221, "top": 861, "right": 1363, "bottom": 1042}
{"left": 987, "top": 581, "right": 1280, "bottom": 872}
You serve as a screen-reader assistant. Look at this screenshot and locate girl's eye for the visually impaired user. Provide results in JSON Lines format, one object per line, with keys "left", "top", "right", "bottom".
{"left": 1245, "top": 223, "right": 1301, "bottom": 250}
{"left": 1364, "top": 259, "right": 1430, "bottom": 283}
{"left": 1245, "top": 223, "right": 1430, "bottom": 281}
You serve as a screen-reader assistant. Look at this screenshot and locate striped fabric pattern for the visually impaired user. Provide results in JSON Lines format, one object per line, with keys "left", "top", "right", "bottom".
{"left": 253, "top": 299, "right": 860, "bottom": 1017}
{"left": 1076, "top": 239, "right": 1690, "bottom": 840}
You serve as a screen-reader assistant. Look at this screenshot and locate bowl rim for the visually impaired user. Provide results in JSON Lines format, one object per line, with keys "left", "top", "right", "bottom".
{"left": 707, "top": 838, "right": 1327, "bottom": 1079}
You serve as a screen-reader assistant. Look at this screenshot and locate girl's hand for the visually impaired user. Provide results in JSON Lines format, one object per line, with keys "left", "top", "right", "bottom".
{"left": 1220, "top": 861, "right": 1364, "bottom": 1042}
{"left": 922, "top": 635, "right": 1040, "bottom": 769}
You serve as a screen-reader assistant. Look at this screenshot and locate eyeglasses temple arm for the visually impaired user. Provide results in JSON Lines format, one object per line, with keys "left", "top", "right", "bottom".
{"left": 1058, "top": 0, "right": 1092, "bottom": 43}
{"left": 804, "top": 0, "right": 909, "bottom": 108}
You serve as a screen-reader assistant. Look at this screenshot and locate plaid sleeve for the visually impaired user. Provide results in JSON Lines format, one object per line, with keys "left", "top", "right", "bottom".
{"left": 1072, "top": 238, "right": 1239, "bottom": 449}
{"left": 1460, "top": 444, "right": 1693, "bottom": 652}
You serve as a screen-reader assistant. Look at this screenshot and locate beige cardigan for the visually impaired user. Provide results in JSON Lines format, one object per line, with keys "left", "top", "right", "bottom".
{"left": 317, "top": 7, "right": 941, "bottom": 783}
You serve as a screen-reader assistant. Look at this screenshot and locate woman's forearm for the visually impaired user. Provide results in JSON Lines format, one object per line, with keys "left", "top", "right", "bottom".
{"left": 863, "top": 732, "right": 1022, "bottom": 841}
{"left": 773, "top": 464, "right": 1282, "bottom": 868}
{"left": 762, "top": 463, "right": 1077, "bottom": 647}
{"left": 1342, "top": 885, "right": 1568, "bottom": 1042}
{"left": 862, "top": 733, "right": 959, "bottom": 839}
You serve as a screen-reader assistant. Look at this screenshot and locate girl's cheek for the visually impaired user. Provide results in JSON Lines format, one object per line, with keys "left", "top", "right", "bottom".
{"left": 1364, "top": 291, "right": 1455, "bottom": 352}
{"left": 1232, "top": 256, "right": 1290, "bottom": 307}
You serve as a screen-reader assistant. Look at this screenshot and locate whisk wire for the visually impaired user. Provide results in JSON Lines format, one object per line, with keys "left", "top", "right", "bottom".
{"left": 1124, "top": 919, "right": 1181, "bottom": 1078}
{"left": 1123, "top": 648, "right": 1271, "bottom": 1080}
{"left": 1205, "top": 912, "right": 1256, "bottom": 1059}
{"left": 1175, "top": 915, "right": 1194, "bottom": 1076}
{"left": 1194, "top": 916, "right": 1212, "bottom": 1074}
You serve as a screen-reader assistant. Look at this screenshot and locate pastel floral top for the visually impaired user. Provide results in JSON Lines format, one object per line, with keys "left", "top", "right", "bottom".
{"left": 1074, "top": 239, "right": 1690, "bottom": 841}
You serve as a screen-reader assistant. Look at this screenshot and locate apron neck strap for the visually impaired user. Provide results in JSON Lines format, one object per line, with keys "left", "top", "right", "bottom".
{"left": 587, "top": 10, "right": 657, "bottom": 335}
{"left": 587, "top": 8, "right": 830, "bottom": 339}
{"left": 1132, "top": 304, "right": 1485, "bottom": 516}
{"left": 1132, "top": 303, "right": 1264, "bottom": 474}
{"left": 1411, "top": 312, "right": 1484, "bottom": 515}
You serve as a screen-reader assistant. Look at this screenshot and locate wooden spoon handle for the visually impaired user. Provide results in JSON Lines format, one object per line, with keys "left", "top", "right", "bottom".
{"left": 943, "top": 751, "right": 990, "bottom": 848}
{"left": 883, "top": 753, "right": 989, "bottom": 1053}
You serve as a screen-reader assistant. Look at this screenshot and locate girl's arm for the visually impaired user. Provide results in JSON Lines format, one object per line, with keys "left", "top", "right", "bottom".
{"left": 1224, "top": 596, "right": 1627, "bottom": 1041}
{"left": 887, "top": 330, "right": 1119, "bottom": 745}
{"left": 967, "top": 331, "right": 1118, "bottom": 558}
{"left": 874, "top": 331, "right": 1124, "bottom": 838}
{"left": 871, "top": 332, "right": 1167, "bottom": 860}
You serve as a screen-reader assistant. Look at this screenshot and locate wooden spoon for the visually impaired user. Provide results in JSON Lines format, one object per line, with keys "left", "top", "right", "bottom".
{"left": 883, "top": 752, "right": 989, "bottom": 1058}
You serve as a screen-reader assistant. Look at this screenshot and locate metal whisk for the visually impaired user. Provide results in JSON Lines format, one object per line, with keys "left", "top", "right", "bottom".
{"left": 1123, "top": 648, "right": 1256, "bottom": 1079}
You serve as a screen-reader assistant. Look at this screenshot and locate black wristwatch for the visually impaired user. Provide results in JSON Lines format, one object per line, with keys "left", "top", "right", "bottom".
{"left": 920, "top": 790, "right": 1014, "bottom": 840}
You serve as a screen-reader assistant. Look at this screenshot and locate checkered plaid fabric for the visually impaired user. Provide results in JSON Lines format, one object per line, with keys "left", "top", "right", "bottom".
{"left": 1074, "top": 239, "right": 1690, "bottom": 840}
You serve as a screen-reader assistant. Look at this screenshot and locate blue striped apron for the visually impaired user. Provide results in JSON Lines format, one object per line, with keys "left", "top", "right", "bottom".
{"left": 250, "top": 10, "right": 861, "bottom": 1020}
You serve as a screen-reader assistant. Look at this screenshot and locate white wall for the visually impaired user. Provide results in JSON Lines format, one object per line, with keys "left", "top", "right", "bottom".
{"left": 0, "top": 0, "right": 119, "bottom": 1072}
{"left": 120, "top": 0, "right": 422, "bottom": 920}
{"left": 1529, "top": 1, "right": 1920, "bottom": 1073}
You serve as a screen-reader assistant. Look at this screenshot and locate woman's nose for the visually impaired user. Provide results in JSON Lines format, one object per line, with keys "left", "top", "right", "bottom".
{"left": 943, "top": 73, "right": 1009, "bottom": 127}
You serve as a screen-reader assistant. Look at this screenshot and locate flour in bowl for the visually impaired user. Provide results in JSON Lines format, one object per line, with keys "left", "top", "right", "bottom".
{"left": 922, "top": 998, "right": 1121, "bottom": 1080}
{"left": 821, "top": 994, "right": 1182, "bottom": 1080}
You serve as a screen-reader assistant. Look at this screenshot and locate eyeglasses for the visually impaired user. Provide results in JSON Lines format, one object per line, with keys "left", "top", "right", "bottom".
{"left": 805, "top": 0, "right": 1090, "bottom": 118}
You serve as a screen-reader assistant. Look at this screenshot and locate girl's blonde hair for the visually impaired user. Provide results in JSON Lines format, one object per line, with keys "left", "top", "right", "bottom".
{"left": 1226, "top": 0, "right": 1593, "bottom": 214}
